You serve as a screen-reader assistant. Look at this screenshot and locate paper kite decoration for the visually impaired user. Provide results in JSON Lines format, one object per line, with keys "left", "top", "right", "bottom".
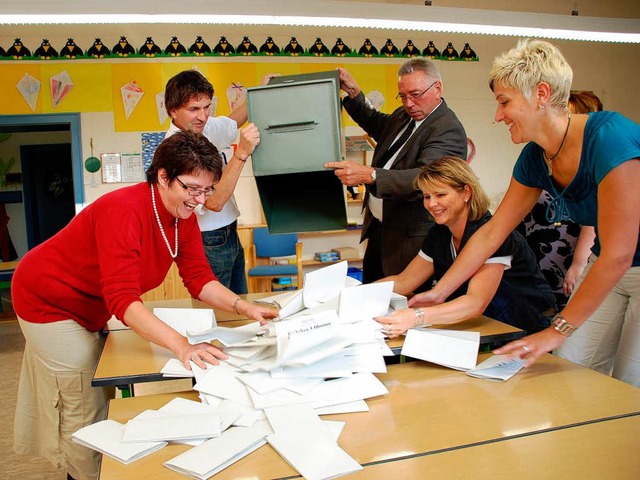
{"left": 17, "top": 73, "right": 41, "bottom": 111}
{"left": 226, "top": 83, "right": 246, "bottom": 111}
{"left": 155, "top": 91, "right": 168, "bottom": 125}
{"left": 366, "top": 91, "right": 384, "bottom": 111}
{"left": 50, "top": 71, "right": 74, "bottom": 108}
{"left": 121, "top": 81, "right": 144, "bottom": 119}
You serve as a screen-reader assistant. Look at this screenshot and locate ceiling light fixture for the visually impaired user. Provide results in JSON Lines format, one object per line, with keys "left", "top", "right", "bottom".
{"left": 0, "top": 2, "right": 638, "bottom": 43}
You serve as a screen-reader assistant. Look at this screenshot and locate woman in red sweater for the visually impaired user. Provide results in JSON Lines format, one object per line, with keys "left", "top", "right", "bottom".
{"left": 12, "top": 131, "right": 277, "bottom": 480}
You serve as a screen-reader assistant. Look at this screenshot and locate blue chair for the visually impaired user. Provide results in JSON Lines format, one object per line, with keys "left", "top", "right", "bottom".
{"left": 247, "top": 227, "right": 303, "bottom": 293}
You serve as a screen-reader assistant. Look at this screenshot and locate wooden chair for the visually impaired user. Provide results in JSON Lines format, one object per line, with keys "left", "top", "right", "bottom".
{"left": 247, "top": 227, "right": 303, "bottom": 293}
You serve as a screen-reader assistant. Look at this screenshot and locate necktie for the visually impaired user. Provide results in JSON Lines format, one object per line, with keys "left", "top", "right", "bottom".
{"left": 376, "top": 119, "right": 416, "bottom": 166}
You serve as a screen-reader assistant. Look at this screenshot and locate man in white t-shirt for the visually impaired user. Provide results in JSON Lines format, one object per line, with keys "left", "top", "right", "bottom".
{"left": 164, "top": 70, "right": 273, "bottom": 293}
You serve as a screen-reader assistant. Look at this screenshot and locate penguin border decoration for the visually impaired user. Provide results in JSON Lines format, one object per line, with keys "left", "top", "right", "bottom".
{"left": 0, "top": 36, "right": 478, "bottom": 61}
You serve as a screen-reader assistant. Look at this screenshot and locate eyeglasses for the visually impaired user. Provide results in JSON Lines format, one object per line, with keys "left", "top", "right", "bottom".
{"left": 396, "top": 81, "right": 438, "bottom": 103}
{"left": 175, "top": 176, "right": 215, "bottom": 197}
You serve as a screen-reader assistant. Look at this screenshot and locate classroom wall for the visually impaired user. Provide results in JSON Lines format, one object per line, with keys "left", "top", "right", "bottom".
{"left": 1, "top": 23, "right": 639, "bottom": 235}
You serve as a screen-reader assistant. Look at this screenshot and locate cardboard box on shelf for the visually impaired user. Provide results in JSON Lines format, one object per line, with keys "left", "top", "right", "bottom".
{"left": 331, "top": 247, "right": 359, "bottom": 260}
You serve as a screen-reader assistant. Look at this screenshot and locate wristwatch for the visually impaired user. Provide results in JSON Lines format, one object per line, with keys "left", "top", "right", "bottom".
{"left": 370, "top": 168, "right": 377, "bottom": 183}
{"left": 552, "top": 314, "right": 577, "bottom": 337}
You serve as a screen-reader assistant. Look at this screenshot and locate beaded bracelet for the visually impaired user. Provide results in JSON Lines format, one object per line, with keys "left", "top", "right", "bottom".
{"left": 232, "top": 153, "right": 248, "bottom": 162}
{"left": 413, "top": 307, "right": 428, "bottom": 327}
{"left": 232, "top": 297, "right": 242, "bottom": 315}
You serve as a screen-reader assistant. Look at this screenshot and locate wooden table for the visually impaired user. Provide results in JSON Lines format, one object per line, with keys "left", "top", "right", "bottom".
{"left": 93, "top": 313, "right": 523, "bottom": 392}
{"left": 100, "top": 354, "right": 640, "bottom": 479}
{"left": 348, "top": 415, "right": 640, "bottom": 479}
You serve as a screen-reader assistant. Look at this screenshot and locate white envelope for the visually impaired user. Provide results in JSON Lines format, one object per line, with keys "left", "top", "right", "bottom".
{"left": 307, "top": 372, "right": 389, "bottom": 409}
{"left": 194, "top": 372, "right": 254, "bottom": 407}
{"left": 239, "top": 371, "right": 321, "bottom": 395}
{"left": 314, "top": 400, "right": 369, "bottom": 415}
{"left": 158, "top": 398, "right": 222, "bottom": 446}
{"left": 164, "top": 425, "right": 270, "bottom": 480}
{"left": 401, "top": 328, "right": 480, "bottom": 371}
{"left": 338, "top": 281, "right": 394, "bottom": 322}
{"left": 72, "top": 419, "right": 167, "bottom": 464}
{"left": 248, "top": 386, "right": 307, "bottom": 410}
{"left": 303, "top": 261, "right": 348, "bottom": 308}
{"left": 466, "top": 354, "right": 526, "bottom": 382}
{"left": 153, "top": 308, "right": 215, "bottom": 337}
{"left": 187, "top": 322, "right": 262, "bottom": 346}
{"left": 256, "top": 290, "right": 305, "bottom": 319}
{"left": 122, "top": 410, "right": 221, "bottom": 443}
{"left": 265, "top": 403, "right": 335, "bottom": 440}
{"left": 267, "top": 432, "right": 363, "bottom": 480}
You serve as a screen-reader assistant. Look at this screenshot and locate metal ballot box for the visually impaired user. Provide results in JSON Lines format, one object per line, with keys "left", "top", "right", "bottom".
{"left": 247, "top": 71, "right": 347, "bottom": 234}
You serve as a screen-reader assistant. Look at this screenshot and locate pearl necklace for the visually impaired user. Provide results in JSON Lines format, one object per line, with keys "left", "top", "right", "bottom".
{"left": 543, "top": 113, "right": 572, "bottom": 176}
{"left": 151, "top": 184, "right": 178, "bottom": 258}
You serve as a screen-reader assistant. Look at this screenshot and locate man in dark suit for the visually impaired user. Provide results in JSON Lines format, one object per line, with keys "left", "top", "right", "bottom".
{"left": 325, "top": 58, "right": 467, "bottom": 286}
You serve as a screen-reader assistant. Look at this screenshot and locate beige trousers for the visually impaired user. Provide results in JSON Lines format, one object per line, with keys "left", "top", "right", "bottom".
{"left": 14, "top": 318, "right": 114, "bottom": 480}
{"left": 556, "top": 255, "right": 640, "bottom": 386}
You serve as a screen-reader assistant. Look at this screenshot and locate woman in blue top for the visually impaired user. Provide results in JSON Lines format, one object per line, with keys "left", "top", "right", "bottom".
{"left": 411, "top": 39, "right": 640, "bottom": 386}
{"left": 375, "top": 156, "right": 556, "bottom": 337}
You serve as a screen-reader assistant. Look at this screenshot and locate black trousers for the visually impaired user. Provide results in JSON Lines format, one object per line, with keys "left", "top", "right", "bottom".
{"left": 363, "top": 218, "right": 385, "bottom": 284}
{"left": 363, "top": 217, "right": 433, "bottom": 293}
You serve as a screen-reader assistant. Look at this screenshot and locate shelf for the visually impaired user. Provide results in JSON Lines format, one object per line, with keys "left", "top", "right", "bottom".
{"left": 302, "top": 257, "right": 363, "bottom": 266}
{"left": 298, "top": 226, "right": 362, "bottom": 236}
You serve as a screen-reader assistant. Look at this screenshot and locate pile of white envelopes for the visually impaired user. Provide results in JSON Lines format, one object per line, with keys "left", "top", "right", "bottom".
{"left": 74, "top": 261, "right": 405, "bottom": 480}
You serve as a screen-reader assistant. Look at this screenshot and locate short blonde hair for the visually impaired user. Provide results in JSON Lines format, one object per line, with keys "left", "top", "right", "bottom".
{"left": 414, "top": 157, "right": 489, "bottom": 222}
{"left": 488, "top": 39, "right": 573, "bottom": 111}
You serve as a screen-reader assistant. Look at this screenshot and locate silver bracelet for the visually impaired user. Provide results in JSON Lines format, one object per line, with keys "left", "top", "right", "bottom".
{"left": 414, "top": 307, "right": 427, "bottom": 327}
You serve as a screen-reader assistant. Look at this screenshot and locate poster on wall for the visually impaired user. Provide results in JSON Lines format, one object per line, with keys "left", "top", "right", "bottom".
{"left": 121, "top": 153, "right": 145, "bottom": 182}
{"left": 141, "top": 132, "right": 166, "bottom": 171}
{"left": 101, "top": 153, "right": 122, "bottom": 183}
